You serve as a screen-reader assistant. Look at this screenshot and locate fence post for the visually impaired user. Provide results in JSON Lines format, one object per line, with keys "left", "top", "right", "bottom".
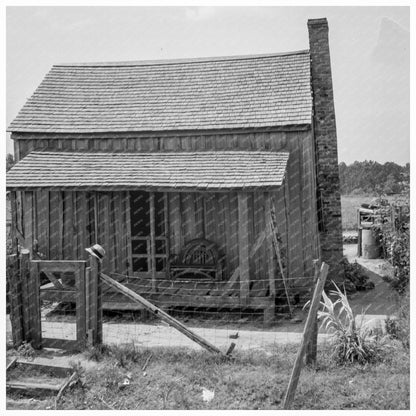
{"left": 7, "top": 253, "right": 24, "bottom": 347}
{"left": 305, "top": 259, "right": 321, "bottom": 367}
{"left": 20, "top": 249, "right": 31, "bottom": 343}
{"left": 86, "top": 252, "right": 103, "bottom": 346}
{"left": 283, "top": 262, "right": 329, "bottom": 409}
{"left": 29, "top": 260, "right": 42, "bottom": 349}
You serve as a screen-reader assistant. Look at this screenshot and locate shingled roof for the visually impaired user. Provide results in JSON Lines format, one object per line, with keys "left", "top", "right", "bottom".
{"left": 6, "top": 151, "right": 289, "bottom": 191}
{"left": 8, "top": 51, "right": 312, "bottom": 133}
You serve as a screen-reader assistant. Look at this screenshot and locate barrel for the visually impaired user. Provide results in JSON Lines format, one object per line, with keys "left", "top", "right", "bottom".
{"left": 361, "top": 229, "right": 380, "bottom": 259}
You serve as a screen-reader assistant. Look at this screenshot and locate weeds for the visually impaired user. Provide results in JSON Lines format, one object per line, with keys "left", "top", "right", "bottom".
{"left": 16, "top": 341, "right": 36, "bottom": 361}
{"left": 318, "top": 283, "right": 387, "bottom": 365}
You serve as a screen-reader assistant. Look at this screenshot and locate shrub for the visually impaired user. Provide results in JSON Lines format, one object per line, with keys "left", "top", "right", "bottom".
{"left": 340, "top": 258, "right": 374, "bottom": 293}
{"left": 318, "top": 284, "right": 386, "bottom": 365}
{"left": 385, "top": 289, "right": 410, "bottom": 349}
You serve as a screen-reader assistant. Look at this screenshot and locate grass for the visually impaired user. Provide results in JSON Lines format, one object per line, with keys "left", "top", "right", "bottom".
{"left": 10, "top": 342, "right": 408, "bottom": 410}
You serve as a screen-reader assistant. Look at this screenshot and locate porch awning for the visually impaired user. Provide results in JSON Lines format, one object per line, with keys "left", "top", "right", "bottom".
{"left": 6, "top": 150, "right": 289, "bottom": 191}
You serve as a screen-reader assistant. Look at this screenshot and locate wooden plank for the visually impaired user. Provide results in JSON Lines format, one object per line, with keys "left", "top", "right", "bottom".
{"left": 268, "top": 196, "right": 292, "bottom": 315}
{"left": 238, "top": 193, "right": 250, "bottom": 304}
{"left": 20, "top": 249, "right": 31, "bottom": 342}
{"left": 149, "top": 192, "right": 157, "bottom": 291}
{"left": 36, "top": 190, "right": 49, "bottom": 259}
{"left": 58, "top": 191, "right": 64, "bottom": 259}
{"left": 43, "top": 271, "right": 64, "bottom": 289}
{"left": 100, "top": 272, "right": 224, "bottom": 355}
{"left": 63, "top": 192, "right": 73, "bottom": 260}
{"left": 114, "top": 192, "right": 123, "bottom": 274}
{"left": 265, "top": 193, "right": 276, "bottom": 298}
{"left": 6, "top": 381, "right": 62, "bottom": 393}
{"left": 23, "top": 192, "right": 33, "bottom": 251}
{"left": 125, "top": 192, "right": 133, "bottom": 276}
{"left": 305, "top": 259, "right": 321, "bottom": 367}
{"left": 29, "top": 261, "right": 41, "bottom": 348}
{"left": 41, "top": 338, "right": 80, "bottom": 351}
{"left": 169, "top": 193, "right": 182, "bottom": 257}
{"left": 87, "top": 255, "right": 101, "bottom": 345}
{"left": 194, "top": 193, "right": 205, "bottom": 238}
{"left": 75, "top": 262, "right": 87, "bottom": 349}
{"left": 181, "top": 193, "right": 195, "bottom": 243}
{"left": 32, "top": 260, "right": 87, "bottom": 273}
{"left": 7, "top": 254, "right": 24, "bottom": 346}
{"left": 49, "top": 192, "right": 59, "bottom": 259}
{"left": 283, "top": 263, "right": 329, "bottom": 409}
{"left": 221, "top": 267, "right": 239, "bottom": 297}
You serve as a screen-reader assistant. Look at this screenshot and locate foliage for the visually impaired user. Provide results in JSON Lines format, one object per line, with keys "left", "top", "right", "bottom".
{"left": 318, "top": 284, "right": 386, "bottom": 365}
{"left": 339, "top": 160, "right": 409, "bottom": 195}
{"left": 385, "top": 289, "right": 409, "bottom": 349}
{"left": 6, "top": 153, "right": 15, "bottom": 171}
{"left": 85, "top": 343, "right": 112, "bottom": 362}
{"left": 16, "top": 341, "right": 36, "bottom": 360}
{"left": 339, "top": 258, "right": 374, "bottom": 292}
{"left": 372, "top": 202, "right": 410, "bottom": 294}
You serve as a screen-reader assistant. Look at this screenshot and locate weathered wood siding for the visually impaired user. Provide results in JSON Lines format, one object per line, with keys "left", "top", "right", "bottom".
{"left": 13, "top": 128, "right": 319, "bottom": 284}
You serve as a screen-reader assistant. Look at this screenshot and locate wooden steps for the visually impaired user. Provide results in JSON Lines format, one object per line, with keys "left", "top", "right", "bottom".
{"left": 6, "top": 356, "right": 75, "bottom": 401}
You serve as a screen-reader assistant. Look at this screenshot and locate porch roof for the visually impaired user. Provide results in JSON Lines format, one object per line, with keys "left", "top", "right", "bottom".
{"left": 6, "top": 151, "right": 289, "bottom": 191}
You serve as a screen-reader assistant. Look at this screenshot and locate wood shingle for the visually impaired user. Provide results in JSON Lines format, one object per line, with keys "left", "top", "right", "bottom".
{"left": 6, "top": 151, "right": 289, "bottom": 191}
{"left": 8, "top": 51, "right": 312, "bottom": 133}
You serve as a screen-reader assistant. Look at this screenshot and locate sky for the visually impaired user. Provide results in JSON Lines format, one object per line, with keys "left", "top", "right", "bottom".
{"left": 5, "top": 6, "right": 410, "bottom": 164}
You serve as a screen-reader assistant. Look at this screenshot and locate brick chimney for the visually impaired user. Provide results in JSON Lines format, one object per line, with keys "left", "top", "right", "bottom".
{"left": 308, "top": 18, "right": 344, "bottom": 283}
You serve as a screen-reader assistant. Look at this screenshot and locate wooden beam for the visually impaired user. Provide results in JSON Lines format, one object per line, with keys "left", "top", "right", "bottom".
{"left": 29, "top": 260, "right": 41, "bottom": 349}
{"left": 305, "top": 259, "right": 321, "bottom": 367}
{"left": 100, "top": 272, "right": 224, "bottom": 355}
{"left": 23, "top": 192, "right": 33, "bottom": 251}
{"left": 75, "top": 262, "right": 87, "bottom": 349}
{"left": 7, "top": 254, "right": 23, "bottom": 347}
{"left": 221, "top": 267, "right": 239, "bottom": 297}
{"left": 20, "top": 249, "right": 31, "bottom": 342}
{"left": 238, "top": 192, "right": 250, "bottom": 305}
{"left": 283, "top": 262, "right": 329, "bottom": 409}
{"left": 264, "top": 193, "right": 276, "bottom": 297}
{"left": 149, "top": 192, "right": 157, "bottom": 291}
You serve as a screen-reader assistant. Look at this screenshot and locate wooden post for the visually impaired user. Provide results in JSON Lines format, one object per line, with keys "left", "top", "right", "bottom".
{"left": 305, "top": 259, "right": 321, "bottom": 367}
{"left": 20, "top": 249, "right": 31, "bottom": 342}
{"left": 149, "top": 192, "right": 157, "bottom": 291}
{"left": 76, "top": 262, "right": 87, "bottom": 349}
{"left": 238, "top": 192, "right": 250, "bottom": 305}
{"left": 87, "top": 254, "right": 102, "bottom": 345}
{"left": 100, "top": 272, "right": 225, "bottom": 355}
{"left": 28, "top": 260, "right": 42, "bottom": 349}
{"left": 283, "top": 262, "right": 329, "bottom": 409}
{"left": 7, "top": 254, "right": 24, "bottom": 347}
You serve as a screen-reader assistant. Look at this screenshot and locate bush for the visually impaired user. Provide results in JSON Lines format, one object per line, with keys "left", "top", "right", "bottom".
{"left": 385, "top": 289, "right": 409, "bottom": 349}
{"left": 340, "top": 258, "right": 374, "bottom": 293}
{"left": 376, "top": 226, "right": 409, "bottom": 294}
{"left": 318, "top": 284, "right": 386, "bottom": 365}
{"left": 372, "top": 201, "right": 409, "bottom": 294}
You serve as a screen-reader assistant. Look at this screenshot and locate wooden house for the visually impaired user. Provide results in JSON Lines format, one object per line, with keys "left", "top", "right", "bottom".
{"left": 6, "top": 18, "right": 344, "bottom": 320}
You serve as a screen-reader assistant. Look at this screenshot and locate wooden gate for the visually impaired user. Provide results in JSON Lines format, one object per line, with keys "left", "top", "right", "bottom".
{"left": 29, "top": 260, "right": 87, "bottom": 350}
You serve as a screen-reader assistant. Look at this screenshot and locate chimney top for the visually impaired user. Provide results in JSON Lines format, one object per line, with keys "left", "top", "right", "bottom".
{"left": 307, "top": 18, "right": 328, "bottom": 27}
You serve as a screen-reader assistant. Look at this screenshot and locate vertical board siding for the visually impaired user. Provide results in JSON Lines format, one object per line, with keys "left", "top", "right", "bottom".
{"left": 36, "top": 190, "right": 49, "bottom": 258}
{"left": 14, "top": 129, "right": 317, "bottom": 294}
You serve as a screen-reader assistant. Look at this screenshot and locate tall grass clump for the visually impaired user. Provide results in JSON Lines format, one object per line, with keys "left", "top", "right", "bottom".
{"left": 318, "top": 283, "right": 386, "bottom": 365}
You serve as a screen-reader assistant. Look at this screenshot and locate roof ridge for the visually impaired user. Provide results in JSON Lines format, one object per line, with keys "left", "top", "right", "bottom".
{"left": 54, "top": 49, "right": 310, "bottom": 68}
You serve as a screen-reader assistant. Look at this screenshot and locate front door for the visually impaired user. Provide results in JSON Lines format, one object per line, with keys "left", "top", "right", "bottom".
{"left": 130, "top": 191, "right": 168, "bottom": 277}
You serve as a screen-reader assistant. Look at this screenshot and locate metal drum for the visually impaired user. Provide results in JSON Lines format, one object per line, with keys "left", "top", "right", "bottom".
{"left": 361, "top": 229, "right": 380, "bottom": 259}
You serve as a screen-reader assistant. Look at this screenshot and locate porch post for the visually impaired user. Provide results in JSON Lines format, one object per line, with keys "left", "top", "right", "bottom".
{"left": 238, "top": 192, "right": 250, "bottom": 305}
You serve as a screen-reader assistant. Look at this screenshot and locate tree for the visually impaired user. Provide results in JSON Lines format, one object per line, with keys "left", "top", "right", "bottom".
{"left": 6, "top": 153, "right": 15, "bottom": 171}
